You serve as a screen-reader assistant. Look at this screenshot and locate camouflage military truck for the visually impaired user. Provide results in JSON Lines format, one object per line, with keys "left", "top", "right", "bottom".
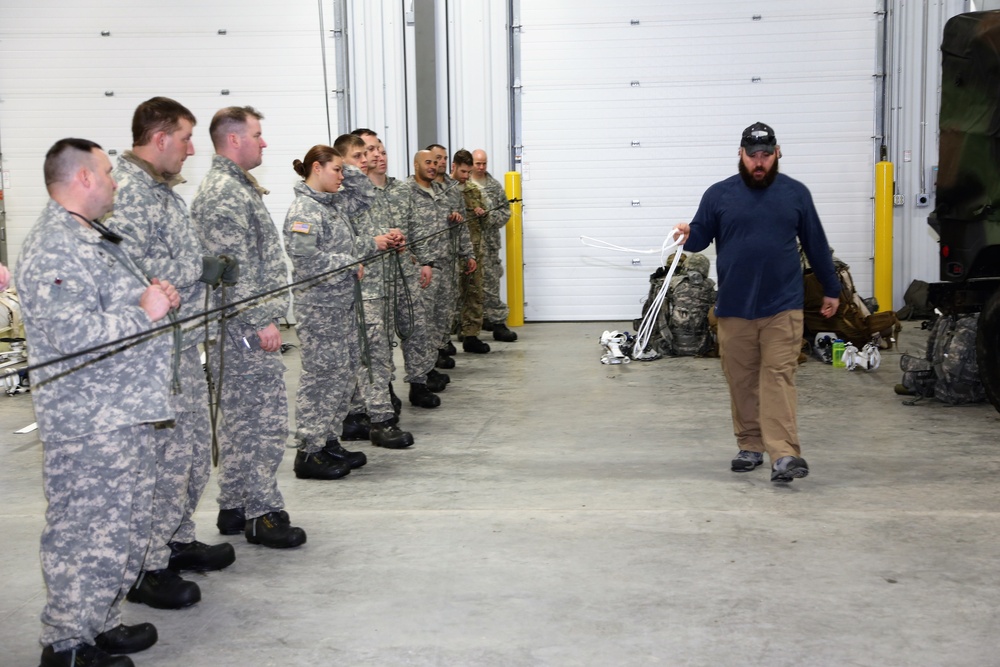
{"left": 927, "top": 10, "right": 1000, "bottom": 412}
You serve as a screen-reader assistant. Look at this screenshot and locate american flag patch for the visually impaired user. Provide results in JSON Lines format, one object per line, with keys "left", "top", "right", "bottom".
{"left": 291, "top": 221, "right": 311, "bottom": 234}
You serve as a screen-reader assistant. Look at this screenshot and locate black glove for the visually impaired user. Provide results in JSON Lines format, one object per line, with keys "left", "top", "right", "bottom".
{"left": 220, "top": 255, "right": 239, "bottom": 286}
{"left": 200, "top": 255, "right": 226, "bottom": 286}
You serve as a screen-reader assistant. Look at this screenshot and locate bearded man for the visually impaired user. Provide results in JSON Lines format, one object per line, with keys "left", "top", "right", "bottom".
{"left": 673, "top": 122, "right": 841, "bottom": 483}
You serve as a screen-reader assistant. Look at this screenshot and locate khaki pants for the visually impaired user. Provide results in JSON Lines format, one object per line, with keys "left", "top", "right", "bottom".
{"left": 717, "top": 309, "right": 803, "bottom": 465}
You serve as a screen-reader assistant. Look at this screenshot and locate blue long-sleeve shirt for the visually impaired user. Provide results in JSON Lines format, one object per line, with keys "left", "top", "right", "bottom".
{"left": 684, "top": 173, "right": 841, "bottom": 320}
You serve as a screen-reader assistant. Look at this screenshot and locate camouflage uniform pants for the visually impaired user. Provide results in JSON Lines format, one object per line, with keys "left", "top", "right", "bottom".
{"left": 482, "top": 232, "right": 509, "bottom": 324}
{"left": 145, "top": 345, "right": 211, "bottom": 570}
{"left": 294, "top": 303, "right": 359, "bottom": 451}
{"left": 460, "top": 220, "right": 485, "bottom": 336}
{"left": 40, "top": 424, "right": 156, "bottom": 651}
{"left": 394, "top": 267, "right": 436, "bottom": 385}
{"left": 348, "top": 298, "right": 395, "bottom": 423}
{"left": 423, "top": 263, "right": 459, "bottom": 352}
{"left": 214, "top": 341, "right": 288, "bottom": 521}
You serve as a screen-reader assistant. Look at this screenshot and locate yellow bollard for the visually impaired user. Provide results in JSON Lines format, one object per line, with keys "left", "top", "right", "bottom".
{"left": 504, "top": 171, "right": 524, "bottom": 326}
{"left": 874, "top": 161, "right": 894, "bottom": 311}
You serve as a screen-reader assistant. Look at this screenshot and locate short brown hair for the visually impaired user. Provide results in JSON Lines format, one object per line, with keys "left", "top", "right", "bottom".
{"left": 209, "top": 106, "right": 265, "bottom": 150}
{"left": 132, "top": 97, "right": 196, "bottom": 146}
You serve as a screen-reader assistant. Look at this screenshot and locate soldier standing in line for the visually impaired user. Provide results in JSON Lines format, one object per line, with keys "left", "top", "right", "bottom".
{"left": 190, "top": 106, "right": 306, "bottom": 548}
{"left": 334, "top": 129, "right": 419, "bottom": 446}
{"left": 469, "top": 149, "right": 517, "bottom": 342}
{"left": 107, "top": 97, "right": 235, "bottom": 613}
{"left": 365, "top": 140, "right": 444, "bottom": 410}
{"left": 284, "top": 139, "right": 374, "bottom": 478}
{"left": 19, "top": 138, "right": 179, "bottom": 667}
{"left": 450, "top": 150, "right": 491, "bottom": 353}
{"left": 426, "top": 143, "right": 478, "bottom": 364}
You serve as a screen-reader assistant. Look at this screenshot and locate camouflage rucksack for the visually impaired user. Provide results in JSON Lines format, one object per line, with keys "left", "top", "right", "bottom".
{"left": 898, "top": 314, "right": 985, "bottom": 404}
{"left": 659, "top": 253, "right": 717, "bottom": 357}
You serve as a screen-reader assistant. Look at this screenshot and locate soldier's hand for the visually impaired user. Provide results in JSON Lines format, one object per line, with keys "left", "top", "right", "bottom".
{"left": 419, "top": 265, "right": 432, "bottom": 288}
{"left": 0, "top": 263, "right": 10, "bottom": 291}
{"left": 140, "top": 281, "right": 172, "bottom": 322}
{"left": 465, "top": 258, "right": 477, "bottom": 274}
{"left": 357, "top": 264, "right": 365, "bottom": 281}
{"left": 257, "top": 323, "right": 282, "bottom": 352}
{"left": 154, "top": 278, "right": 181, "bottom": 310}
{"left": 448, "top": 212, "right": 464, "bottom": 224}
{"left": 474, "top": 207, "right": 486, "bottom": 217}
{"left": 374, "top": 234, "right": 392, "bottom": 251}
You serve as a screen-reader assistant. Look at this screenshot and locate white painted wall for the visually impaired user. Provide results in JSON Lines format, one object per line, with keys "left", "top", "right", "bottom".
{"left": 0, "top": 0, "right": 337, "bottom": 270}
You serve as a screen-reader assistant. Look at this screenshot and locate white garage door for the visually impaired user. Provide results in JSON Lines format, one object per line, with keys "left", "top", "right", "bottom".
{"left": 518, "top": 1, "right": 878, "bottom": 321}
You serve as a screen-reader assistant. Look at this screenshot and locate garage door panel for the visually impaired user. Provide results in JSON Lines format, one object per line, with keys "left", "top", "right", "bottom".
{"left": 520, "top": 2, "right": 878, "bottom": 320}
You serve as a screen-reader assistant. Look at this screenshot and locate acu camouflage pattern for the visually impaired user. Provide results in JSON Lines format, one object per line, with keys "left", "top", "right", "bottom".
{"left": 16, "top": 200, "right": 173, "bottom": 441}
{"left": 636, "top": 252, "right": 717, "bottom": 357}
{"left": 930, "top": 10, "right": 1000, "bottom": 282}
{"left": 16, "top": 200, "right": 171, "bottom": 651}
{"left": 382, "top": 177, "right": 437, "bottom": 384}
{"left": 108, "top": 152, "right": 213, "bottom": 570}
{"left": 458, "top": 182, "right": 487, "bottom": 336}
{"left": 285, "top": 175, "right": 372, "bottom": 450}
{"left": 478, "top": 172, "right": 512, "bottom": 323}
{"left": 408, "top": 177, "right": 468, "bottom": 350}
{"left": 191, "top": 154, "right": 288, "bottom": 519}
{"left": 899, "top": 314, "right": 986, "bottom": 404}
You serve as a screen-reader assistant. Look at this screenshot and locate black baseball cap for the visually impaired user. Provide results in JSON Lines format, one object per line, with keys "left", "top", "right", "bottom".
{"left": 740, "top": 122, "right": 777, "bottom": 155}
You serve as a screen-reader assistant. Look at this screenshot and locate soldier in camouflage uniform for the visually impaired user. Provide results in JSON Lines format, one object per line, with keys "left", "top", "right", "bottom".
{"left": 107, "top": 97, "right": 235, "bottom": 613}
{"left": 362, "top": 141, "right": 443, "bottom": 410}
{"left": 337, "top": 132, "right": 418, "bottom": 445}
{"left": 450, "top": 150, "right": 491, "bottom": 353}
{"left": 190, "top": 106, "right": 306, "bottom": 549}
{"left": 284, "top": 138, "right": 379, "bottom": 477}
{"left": 19, "top": 138, "right": 179, "bottom": 667}
{"left": 417, "top": 147, "right": 477, "bottom": 368}
{"left": 470, "top": 149, "right": 517, "bottom": 342}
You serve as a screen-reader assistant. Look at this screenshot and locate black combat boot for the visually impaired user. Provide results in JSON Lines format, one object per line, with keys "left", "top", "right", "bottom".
{"left": 341, "top": 412, "right": 370, "bottom": 441}
{"left": 126, "top": 569, "right": 201, "bottom": 610}
{"left": 41, "top": 643, "right": 134, "bottom": 667}
{"left": 94, "top": 623, "right": 158, "bottom": 654}
{"left": 436, "top": 349, "right": 456, "bottom": 369}
{"left": 443, "top": 340, "right": 457, "bottom": 355}
{"left": 245, "top": 510, "right": 307, "bottom": 549}
{"left": 408, "top": 382, "right": 441, "bottom": 408}
{"left": 167, "top": 540, "right": 236, "bottom": 573}
{"left": 491, "top": 321, "right": 518, "bottom": 342}
{"left": 323, "top": 438, "right": 367, "bottom": 469}
{"left": 481, "top": 320, "right": 494, "bottom": 332}
{"left": 462, "top": 335, "right": 491, "bottom": 354}
{"left": 388, "top": 382, "right": 402, "bottom": 415}
{"left": 426, "top": 369, "right": 449, "bottom": 393}
{"left": 216, "top": 507, "right": 245, "bottom": 535}
{"left": 370, "top": 420, "right": 415, "bottom": 448}
{"left": 293, "top": 449, "right": 352, "bottom": 480}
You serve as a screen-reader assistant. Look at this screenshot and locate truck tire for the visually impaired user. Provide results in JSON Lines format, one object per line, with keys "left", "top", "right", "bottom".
{"left": 977, "top": 288, "right": 1000, "bottom": 413}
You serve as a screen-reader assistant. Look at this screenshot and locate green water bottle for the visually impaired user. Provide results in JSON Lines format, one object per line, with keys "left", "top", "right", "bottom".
{"left": 832, "top": 339, "right": 846, "bottom": 368}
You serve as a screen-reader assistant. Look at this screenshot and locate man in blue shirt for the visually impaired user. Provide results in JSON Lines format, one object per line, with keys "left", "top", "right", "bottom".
{"left": 673, "top": 123, "right": 840, "bottom": 483}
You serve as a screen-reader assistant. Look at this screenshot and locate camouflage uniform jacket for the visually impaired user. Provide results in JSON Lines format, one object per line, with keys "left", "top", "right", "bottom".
{"left": 407, "top": 176, "right": 473, "bottom": 267}
{"left": 190, "top": 155, "right": 288, "bottom": 341}
{"left": 479, "top": 171, "right": 511, "bottom": 249}
{"left": 285, "top": 178, "right": 370, "bottom": 309}
{"left": 354, "top": 177, "right": 413, "bottom": 300}
{"left": 15, "top": 200, "right": 172, "bottom": 443}
{"left": 439, "top": 174, "right": 474, "bottom": 258}
{"left": 460, "top": 182, "right": 487, "bottom": 243}
{"left": 108, "top": 151, "right": 207, "bottom": 350}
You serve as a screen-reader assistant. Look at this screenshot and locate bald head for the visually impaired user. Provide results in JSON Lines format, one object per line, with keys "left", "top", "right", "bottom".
{"left": 413, "top": 150, "right": 437, "bottom": 185}
{"left": 472, "top": 149, "right": 489, "bottom": 180}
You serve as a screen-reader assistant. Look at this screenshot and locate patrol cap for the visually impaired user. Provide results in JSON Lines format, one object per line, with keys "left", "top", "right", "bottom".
{"left": 740, "top": 122, "right": 777, "bottom": 155}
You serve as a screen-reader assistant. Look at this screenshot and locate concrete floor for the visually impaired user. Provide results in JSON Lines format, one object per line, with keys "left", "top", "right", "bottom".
{"left": 2, "top": 321, "right": 999, "bottom": 666}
